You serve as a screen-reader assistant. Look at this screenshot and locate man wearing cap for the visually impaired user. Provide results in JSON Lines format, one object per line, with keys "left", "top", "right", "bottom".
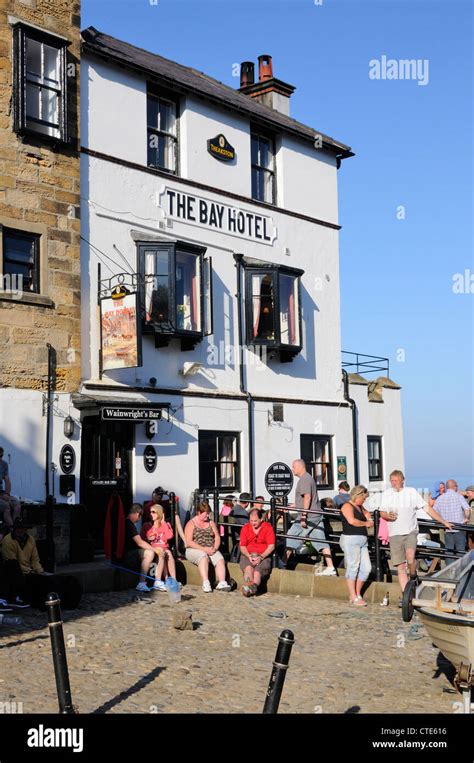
{"left": 433, "top": 479, "right": 470, "bottom": 562}
{"left": 375, "top": 470, "right": 453, "bottom": 593}
{"left": 0, "top": 446, "right": 21, "bottom": 532}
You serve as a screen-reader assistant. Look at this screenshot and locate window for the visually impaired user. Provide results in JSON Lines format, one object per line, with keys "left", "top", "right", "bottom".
{"left": 244, "top": 262, "right": 302, "bottom": 361}
{"left": 2, "top": 228, "right": 40, "bottom": 293}
{"left": 13, "top": 24, "right": 68, "bottom": 143}
{"left": 199, "top": 431, "right": 240, "bottom": 491}
{"left": 368, "top": 436, "right": 383, "bottom": 481}
{"left": 301, "top": 435, "right": 334, "bottom": 490}
{"left": 138, "top": 241, "right": 212, "bottom": 349}
{"left": 251, "top": 132, "right": 275, "bottom": 204}
{"left": 147, "top": 89, "right": 178, "bottom": 173}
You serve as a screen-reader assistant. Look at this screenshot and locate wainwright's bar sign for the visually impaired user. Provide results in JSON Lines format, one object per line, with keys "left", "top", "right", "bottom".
{"left": 159, "top": 186, "right": 277, "bottom": 244}
{"left": 101, "top": 407, "right": 163, "bottom": 421}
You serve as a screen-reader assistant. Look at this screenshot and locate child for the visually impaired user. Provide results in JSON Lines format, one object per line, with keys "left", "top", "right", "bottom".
{"left": 141, "top": 504, "right": 176, "bottom": 591}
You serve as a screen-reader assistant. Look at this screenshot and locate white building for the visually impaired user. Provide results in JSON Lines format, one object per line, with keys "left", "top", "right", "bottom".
{"left": 76, "top": 28, "right": 404, "bottom": 543}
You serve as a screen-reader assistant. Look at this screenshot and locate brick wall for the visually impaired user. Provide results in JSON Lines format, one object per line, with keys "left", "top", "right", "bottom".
{"left": 0, "top": 0, "right": 81, "bottom": 392}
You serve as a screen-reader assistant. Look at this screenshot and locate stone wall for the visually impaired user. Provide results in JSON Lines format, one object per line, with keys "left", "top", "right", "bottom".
{"left": 0, "top": 0, "right": 81, "bottom": 391}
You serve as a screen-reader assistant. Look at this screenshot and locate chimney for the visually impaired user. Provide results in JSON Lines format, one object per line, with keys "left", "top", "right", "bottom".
{"left": 240, "top": 61, "right": 255, "bottom": 88}
{"left": 238, "top": 55, "right": 295, "bottom": 117}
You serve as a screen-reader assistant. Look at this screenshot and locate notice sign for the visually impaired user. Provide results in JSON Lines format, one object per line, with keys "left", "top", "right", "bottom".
{"left": 159, "top": 187, "right": 277, "bottom": 244}
{"left": 144, "top": 445, "right": 157, "bottom": 473}
{"left": 337, "top": 456, "right": 347, "bottom": 480}
{"left": 59, "top": 445, "right": 75, "bottom": 475}
{"left": 101, "top": 293, "right": 141, "bottom": 371}
{"left": 265, "top": 462, "right": 294, "bottom": 498}
{"left": 101, "top": 408, "right": 163, "bottom": 421}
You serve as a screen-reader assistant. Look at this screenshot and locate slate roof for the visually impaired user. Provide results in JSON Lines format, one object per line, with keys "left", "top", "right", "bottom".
{"left": 81, "top": 26, "right": 353, "bottom": 160}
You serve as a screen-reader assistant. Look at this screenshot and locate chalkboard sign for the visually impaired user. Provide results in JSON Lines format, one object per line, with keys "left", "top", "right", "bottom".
{"left": 144, "top": 445, "right": 157, "bottom": 473}
{"left": 264, "top": 462, "right": 293, "bottom": 498}
{"left": 59, "top": 445, "right": 75, "bottom": 475}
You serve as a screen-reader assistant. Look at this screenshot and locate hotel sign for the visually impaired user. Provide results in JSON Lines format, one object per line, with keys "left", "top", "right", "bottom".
{"left": 160, "top": 187, "right": 277, "bottom": 244}
{"left": 207, "top": 134, "right": 235, "bottom": 162}
{"left": 101, "top": 408, "right": 163, "bottom": 421}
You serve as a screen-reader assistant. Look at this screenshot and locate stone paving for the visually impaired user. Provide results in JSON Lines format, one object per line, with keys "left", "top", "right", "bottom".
{"left": 0, "top": 586, "right": 460, "bottom": 714}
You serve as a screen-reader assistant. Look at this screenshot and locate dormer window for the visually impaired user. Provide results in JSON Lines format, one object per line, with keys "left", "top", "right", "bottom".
{"left": 13, "top": 24, "right": 69, "bottom": 143}
{"left": 138, "top": 241, "right": 212, "bottom": 350}
{"left": 244, "top": 260, "right": 303, "bottom": 362}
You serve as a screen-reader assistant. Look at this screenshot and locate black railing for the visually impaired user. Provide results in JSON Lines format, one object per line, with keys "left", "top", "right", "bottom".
{"left": 342, "top": 350, "right": 390, "bottom": 378}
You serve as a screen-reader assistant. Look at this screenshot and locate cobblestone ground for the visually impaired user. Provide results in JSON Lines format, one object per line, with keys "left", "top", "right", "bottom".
{"left": 0, "top": 586, "right": 460, "bottom": 714}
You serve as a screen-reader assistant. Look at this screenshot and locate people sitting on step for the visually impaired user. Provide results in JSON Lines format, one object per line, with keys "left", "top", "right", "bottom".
{"left": 184, "top": 501, "right": 231, "bottom": 593}
{"left": 122, "top": 504, "right": 157, "bottom": 593}
{"left": 0, "top": 446, "right": 21, "bottom": 533}
{"left": 141, "top": 504, "right": 177, "bottom": 592}
{"left": 1, "top": 518, "right": 81, "bottom": 610}
{"left": 239, "top": 509, "right": 275, "bottom": 597}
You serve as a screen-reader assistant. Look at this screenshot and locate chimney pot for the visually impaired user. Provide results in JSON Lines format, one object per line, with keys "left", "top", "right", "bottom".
{"left": 240, "top": 61, "right": 255, "bottom": 88}
{"left": 258, "top": 54, "right": 273, "bottom": 82}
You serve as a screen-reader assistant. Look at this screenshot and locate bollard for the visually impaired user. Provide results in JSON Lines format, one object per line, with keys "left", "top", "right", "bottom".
{"left": 263, "top": 629, "right": 295, "bottom": 714}
{"left": 373, "top": 510, "right": 383, "bottom": 582}
{"left": 46, "top": 592, "right": 75, "bottom": 714}
{"left": 270, "top": 497, "right": 277, "bottom": 568}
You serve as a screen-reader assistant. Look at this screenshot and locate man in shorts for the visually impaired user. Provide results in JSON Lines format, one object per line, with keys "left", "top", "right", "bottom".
{"left": 122, "top": 504, "right": 157, "bottom": 592}
{"left": 376, "top": 470, "right": 452, "bottom": 593}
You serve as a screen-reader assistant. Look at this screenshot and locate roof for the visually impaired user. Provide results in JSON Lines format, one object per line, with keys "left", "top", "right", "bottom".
{"left": 81, "top": 27, "right": 353, "bottom": 160}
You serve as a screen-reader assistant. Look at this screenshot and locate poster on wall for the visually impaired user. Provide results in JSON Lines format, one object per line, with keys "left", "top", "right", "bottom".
{"left": 100, "top": 292, "right": 142, "bottom": 371}
{"left": 337, "top": 456, "right": 348, "bottom": 481}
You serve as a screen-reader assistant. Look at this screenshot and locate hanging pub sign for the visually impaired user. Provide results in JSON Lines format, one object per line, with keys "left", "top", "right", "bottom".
{"left": 337, "top": 456, "right": 348, "bottom": 480}
{"left": 144, "top": 445, "right": 157, "bottom": 473}
{"left": 265, "top": 462, "right": 294, "bottom": 498}
{"left": 100, "top": 292, "right": 142, "bottom": 371}
{"left": 59, "top": 445, "right": 75, "bottom": 475}
{"left": 159, "top": 186, "right": 277, "bottom": 245}
{"left": 207, "top": 133, "right": 235, "bottom": 162}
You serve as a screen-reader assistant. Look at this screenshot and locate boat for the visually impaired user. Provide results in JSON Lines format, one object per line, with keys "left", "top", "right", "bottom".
{"left": 402, "top": 549, "right": 474, "bottom": 712}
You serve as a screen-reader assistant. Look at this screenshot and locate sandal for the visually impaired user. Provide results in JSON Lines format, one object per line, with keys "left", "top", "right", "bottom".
{"left": 351, "top": 596, "right": 367, "bottom": 606}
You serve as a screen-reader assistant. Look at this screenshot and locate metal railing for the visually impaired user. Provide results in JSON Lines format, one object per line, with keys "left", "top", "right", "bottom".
{"left": 342, "top": 350, "right": 390, "bottom": 378}
{"left": 181, "top": 492, "right": 474, "bottom": 581}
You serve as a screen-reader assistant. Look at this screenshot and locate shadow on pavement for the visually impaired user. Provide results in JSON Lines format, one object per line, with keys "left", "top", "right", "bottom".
{"left": 91, "top": 665, "right": 166, "bottom": 714}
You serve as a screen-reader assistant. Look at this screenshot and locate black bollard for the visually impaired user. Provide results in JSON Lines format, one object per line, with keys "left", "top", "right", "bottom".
{"left": 373, "top": 510, "right": 383, "bottom": 582}
{"left": 263, "top": 629, "right": 295, "bottom": 714}
{"left": 46, "top": 592, "right": 75, "bottom": 714}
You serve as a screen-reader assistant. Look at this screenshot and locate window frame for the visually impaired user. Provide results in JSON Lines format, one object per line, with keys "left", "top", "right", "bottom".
{"left": 12, "top": 23, "right": 69, "bottom": 145}
{"left": 300, "top": 434, "right": 334, "bottom": 491}
{"left": 1, "top": 226, "right": 40, "bottom": 294}
{"left": 243, "top": 261, "right": 303, "bottom": 361}
{"left": 146, "top": 85, "right": 180, "bottom": 175}
{"left": 250, "top": 130, "right": 276, "bottom": 205}
{"left": 137, "top": 240, "right": 210, "bottom": 349}
{"left": 198, "top": 430, "right": 241, "bottom": 492}
{"left": 367, "top": 436, "right": 384, "bottom": 482}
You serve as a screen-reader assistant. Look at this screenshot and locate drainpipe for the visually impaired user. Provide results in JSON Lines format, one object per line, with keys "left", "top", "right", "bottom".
{"left": 233, "top": 253, "right": 255, "bottom": 496}
{"left": 342, "top": 369, "right": 359, "bottom": 485}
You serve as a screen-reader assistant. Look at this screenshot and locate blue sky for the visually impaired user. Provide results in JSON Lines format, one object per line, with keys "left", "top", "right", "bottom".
{"left": 82, "top": 0, "right": 474, "bottom": 482}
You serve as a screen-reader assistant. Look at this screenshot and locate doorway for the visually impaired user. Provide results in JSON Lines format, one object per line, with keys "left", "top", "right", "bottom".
{"left": 80, "top": 416, "right": 134, "bottom": 548}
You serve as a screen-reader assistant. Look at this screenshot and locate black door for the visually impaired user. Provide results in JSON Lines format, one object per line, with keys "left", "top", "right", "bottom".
{"left": 80, "top": 416, "right": 134, "bottom": 548}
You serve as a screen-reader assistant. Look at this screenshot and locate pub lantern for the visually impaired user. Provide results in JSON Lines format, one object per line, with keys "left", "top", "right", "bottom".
{"left": 63, "top": 415, "right": 75, "bottom": 439}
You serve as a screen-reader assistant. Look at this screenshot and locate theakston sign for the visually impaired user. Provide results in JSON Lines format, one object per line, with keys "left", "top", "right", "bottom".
{"left": 159, "top": 186, "right": 277, "bottom": 244}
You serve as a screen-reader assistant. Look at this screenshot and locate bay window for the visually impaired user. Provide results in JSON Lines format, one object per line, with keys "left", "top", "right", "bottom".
{"left": 244, "top": 261, "right": 303, "bottom": 361}
{"left": 138, "top": 241, "right": 212, "bottom": 349}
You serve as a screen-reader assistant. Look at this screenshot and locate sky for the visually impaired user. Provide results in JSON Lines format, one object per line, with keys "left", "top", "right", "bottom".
{"left": 82, "top": 0, "right": 474, "bottom": 483}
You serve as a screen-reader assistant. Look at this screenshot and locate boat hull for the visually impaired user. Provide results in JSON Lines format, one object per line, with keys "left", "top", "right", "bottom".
{"left": 418, "top": 609, "right": 474, "bottom": 669}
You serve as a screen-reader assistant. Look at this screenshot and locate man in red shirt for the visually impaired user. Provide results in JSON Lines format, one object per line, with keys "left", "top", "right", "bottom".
{"left": 239, "top": 509, "right": 275, "bottom": 597}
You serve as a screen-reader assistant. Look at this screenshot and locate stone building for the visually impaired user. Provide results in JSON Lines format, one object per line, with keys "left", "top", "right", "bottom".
{"left": 0, "top": 0, "right": 81, "bottom": 501}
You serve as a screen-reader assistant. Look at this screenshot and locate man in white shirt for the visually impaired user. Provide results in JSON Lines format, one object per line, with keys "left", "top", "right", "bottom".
{"left": 375, "top": 470, "right": 452, "bottom": 593}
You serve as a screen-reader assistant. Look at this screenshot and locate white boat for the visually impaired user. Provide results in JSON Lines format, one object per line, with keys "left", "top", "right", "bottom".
{"left": 403, "top": 550, "right": 474, "bottom": 711}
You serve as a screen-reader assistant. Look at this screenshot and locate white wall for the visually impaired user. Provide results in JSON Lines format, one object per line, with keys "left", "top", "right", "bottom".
{"left": 80, "top": 155, "right": 345, "bottom": 403}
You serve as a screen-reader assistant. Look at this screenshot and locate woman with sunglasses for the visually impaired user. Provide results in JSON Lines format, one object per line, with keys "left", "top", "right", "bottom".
{"left": 141, "top": 504, "right": 176, "bottom": 591}
{"left": 184, "top": 502, "right": 231, "bottom": 592}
